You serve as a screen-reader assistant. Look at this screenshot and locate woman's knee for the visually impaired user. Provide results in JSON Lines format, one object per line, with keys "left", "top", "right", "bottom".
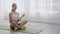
{"left": 12, "top": 22, "right": 16, "bottom": 26}
{"left": 24, "top": 20, "right": 28, "bottom": 23}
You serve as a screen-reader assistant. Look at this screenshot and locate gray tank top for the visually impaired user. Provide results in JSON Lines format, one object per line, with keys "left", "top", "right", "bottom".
{"left": 10, "top": 11, "right": 19, "bottom": 20}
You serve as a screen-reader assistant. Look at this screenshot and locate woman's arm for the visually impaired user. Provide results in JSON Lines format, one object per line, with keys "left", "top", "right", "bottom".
{"left": 19, "top": 14, "right": 25, "bottom": 21}
{"left": 9, "top": 13, "right": 14, "bottom": 22}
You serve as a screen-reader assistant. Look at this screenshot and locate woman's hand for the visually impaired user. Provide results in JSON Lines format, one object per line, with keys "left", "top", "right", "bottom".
{"left": 22, "top": 14, "right": 25, "bottom": 17}
{"left": 19, "top": 14, "right": 25, "bottom": 21}
{"left": 21, "top": 14, "right": 25, "bottom": 18}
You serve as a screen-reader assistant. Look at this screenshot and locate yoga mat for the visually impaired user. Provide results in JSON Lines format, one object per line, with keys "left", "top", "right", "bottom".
{"left": 0, "top": 25, "right": 43, "bottom": 34}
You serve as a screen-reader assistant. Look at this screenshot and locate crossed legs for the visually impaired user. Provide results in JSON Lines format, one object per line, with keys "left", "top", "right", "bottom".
{"left": 18, "top": 20, "right": 27, "bottom": 28}
{"left": 10, "top": 20, "right": 28, "bottom": 29}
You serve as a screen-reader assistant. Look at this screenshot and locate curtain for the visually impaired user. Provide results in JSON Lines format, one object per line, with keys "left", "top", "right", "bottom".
{"left": 28, "top": 0, "right": 58, "bottom": 18}
{"left": 1, "top": 0, "right": 60, "bottom": 23}
{"left": 26, "top": 0, "right": 60, "bottom": 23}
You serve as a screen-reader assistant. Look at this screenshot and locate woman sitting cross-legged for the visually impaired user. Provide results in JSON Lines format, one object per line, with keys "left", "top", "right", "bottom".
{"left": 9, "top": 3, "right": 28, "bottom": 30}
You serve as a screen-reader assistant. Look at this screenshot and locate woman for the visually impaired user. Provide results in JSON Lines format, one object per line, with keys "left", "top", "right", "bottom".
{"left": 9, "top": 3, "right": 27, "bottom": 30}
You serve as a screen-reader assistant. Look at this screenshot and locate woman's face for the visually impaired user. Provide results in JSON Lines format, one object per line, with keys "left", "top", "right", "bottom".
{"left": 12, "top": 3, "right": 17, "bottom": 11}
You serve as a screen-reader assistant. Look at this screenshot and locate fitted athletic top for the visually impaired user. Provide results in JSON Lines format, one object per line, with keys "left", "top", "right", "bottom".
{"left": 10, "top": 11, "right": 19, "bottom": 21}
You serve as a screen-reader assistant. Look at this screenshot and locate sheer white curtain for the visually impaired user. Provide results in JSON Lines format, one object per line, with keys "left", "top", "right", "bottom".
{"left": 1, "top": 0, "right": 60, "bottom": 23}
{"left": 26, "top": 0, "right": 60, "bottom": 23}
{"left": 28, "top": 0, "right": 57, "bottom": 18}
{"left": 0, "top": 0, "right": 4, "bottom": 20}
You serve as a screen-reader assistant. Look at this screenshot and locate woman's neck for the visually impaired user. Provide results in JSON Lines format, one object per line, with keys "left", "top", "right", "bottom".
{"left": 12, "top": 11, "right": 16, "bottom": 13}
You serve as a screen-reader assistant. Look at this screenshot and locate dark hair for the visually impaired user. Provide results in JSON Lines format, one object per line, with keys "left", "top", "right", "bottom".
{"left": 12, "top": 3, "right": 17, "bottom": 7}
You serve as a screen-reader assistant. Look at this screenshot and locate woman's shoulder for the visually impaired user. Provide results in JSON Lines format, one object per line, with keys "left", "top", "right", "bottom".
{"left": 9, "top": 12, "right": 12, "bottom": 15}
{"left": 16, "top": 12, "right": 19, "bottom": 13}
{"left": 16, "top": 12, "right": 19, "bottom": 14}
